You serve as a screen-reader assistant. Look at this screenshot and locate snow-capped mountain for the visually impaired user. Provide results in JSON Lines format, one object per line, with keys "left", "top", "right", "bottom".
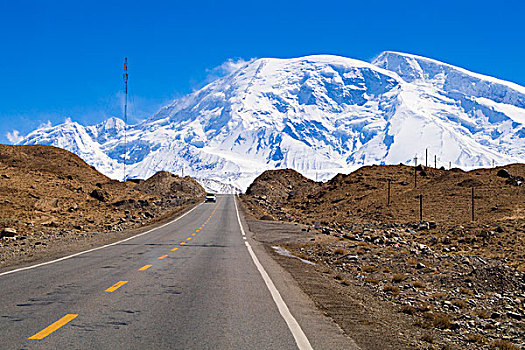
{"left": 17, "top": 52, "right": 525, "bottom": 191}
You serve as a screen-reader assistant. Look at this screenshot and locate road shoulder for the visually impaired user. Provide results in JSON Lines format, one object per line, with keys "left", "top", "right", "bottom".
{"left": 236, "top": 197, "right": 360, "bottom": 350}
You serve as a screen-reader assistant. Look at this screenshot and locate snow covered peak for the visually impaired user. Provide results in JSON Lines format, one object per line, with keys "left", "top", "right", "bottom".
{"left": 373, "top": 51, "right": 525, "bottom": 107}
{"left": 17, "top": 53, "right": 525, "bottom": 191}
{"left": 87, "top": 117, "right": 126, "bottom": 144}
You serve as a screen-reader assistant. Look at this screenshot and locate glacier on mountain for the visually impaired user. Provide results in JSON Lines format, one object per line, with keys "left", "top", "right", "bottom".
{"left": 17, "top": 52, "right": 525, "bottom": 192}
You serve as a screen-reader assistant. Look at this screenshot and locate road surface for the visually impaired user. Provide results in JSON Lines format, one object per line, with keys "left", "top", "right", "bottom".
{"left": 0, "top": 195, "right": 356, "bottom": 349}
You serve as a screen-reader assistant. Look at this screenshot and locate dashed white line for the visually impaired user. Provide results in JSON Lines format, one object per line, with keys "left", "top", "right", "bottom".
{"left": 234, "top": 196, "right": 313, "bottom": 350}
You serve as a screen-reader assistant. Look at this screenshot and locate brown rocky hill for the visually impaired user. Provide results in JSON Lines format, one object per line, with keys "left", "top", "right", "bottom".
{"left": 0, "top": 144, "right": 204, "bottom": 238}
{"left": 243, "top": 164, "right": 525, "bottom": 269}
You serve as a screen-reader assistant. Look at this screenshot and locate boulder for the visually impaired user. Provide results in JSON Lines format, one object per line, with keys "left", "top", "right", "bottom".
{"left": 496, "top": 169, "right": 510, "bottom": 178}
{"left": 1, "top": 228, "right": 17, "bottom": 238}
{"left": 89, "top": 189, "right": 107, "bottom": 202}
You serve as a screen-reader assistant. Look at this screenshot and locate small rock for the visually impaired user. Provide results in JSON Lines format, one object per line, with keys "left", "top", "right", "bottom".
{"left": 416, "top": 262, "right": 427, "bottom": 269}
{"left": 507, "top": 312, "right": 523, "bottom": 321}
{"left": 491, "top": 312, "right": 501, "bottom": 319}
{"left": 418, "top": 221, "right": 430, "bottom": 230}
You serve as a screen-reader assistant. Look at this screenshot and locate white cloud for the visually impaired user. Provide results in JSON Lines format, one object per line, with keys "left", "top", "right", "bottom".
{"left": 6, "top": 130, "right": 24, "bottom": 144}
{"left": 38, "top": 120, "right": 52, "bottom": 129}
{"left": 205, "top": 57, "right": 256, "bottom": 83}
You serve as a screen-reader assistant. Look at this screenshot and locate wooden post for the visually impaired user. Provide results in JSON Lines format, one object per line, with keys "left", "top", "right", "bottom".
{"left": 425, "top": 149, "right": 428, "bottom": 167}
{"left": 434, "top": 155, "right": 437, "bottom": 169}
{"left": 419, "top": 194, "right": 423, "bottom": 222}
{"left": 471, "top": 187, "right": 475, "bottom": 221}
{"left": 387, "top": 179, "right": 392, "bottom": 206}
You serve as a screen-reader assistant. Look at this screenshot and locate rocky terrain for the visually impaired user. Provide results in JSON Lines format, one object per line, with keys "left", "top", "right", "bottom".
{"left": 241, "top": 164, "right": 525, "bottom": 349}
{"left": 0, "top": 145, "right": 204, "bottom": 269}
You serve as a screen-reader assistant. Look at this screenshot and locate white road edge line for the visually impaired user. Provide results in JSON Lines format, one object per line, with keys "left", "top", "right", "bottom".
{"left": 234, "top": 196, "right": 313, "bottom": 350}
{"left": 0, "top": 203, "right": 203, "bottom": 277}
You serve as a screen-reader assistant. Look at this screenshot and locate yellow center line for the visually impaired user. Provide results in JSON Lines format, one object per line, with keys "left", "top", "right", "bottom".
{"left": 196, "top": 229, "right": 200, "bottom": 232}
{"left": 171, "top": 247, "right": 179, "bottom": 251}
{"left": 28, "top": 314, "right": 78, "bottom": 340}
{"left": 186, "top": 237, "right": 192, "bottom": 241}
{"left": 180, "top": 242, "right": 186, "bottom": 245}
{"left": 138, "top": 264, "right": 152, "bottom": 271}
{"left": 191, "top": 233, "right": 196, "bottom": 236}
{"left": 158, "top": 254, "right": 168, "bottom": 260}
{"left": 105, "top": 281, "right": 128, "bottom": 292}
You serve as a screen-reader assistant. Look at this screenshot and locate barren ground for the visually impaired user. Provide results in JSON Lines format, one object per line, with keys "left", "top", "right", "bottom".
{"left": 241, "top": 164, "right": 525, "bottom": 349}
{"left": 0, "top": 145, "right": 204, "bottom": 270}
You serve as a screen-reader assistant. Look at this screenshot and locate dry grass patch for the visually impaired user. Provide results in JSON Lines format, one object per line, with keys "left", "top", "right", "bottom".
{"left": 466, "top": 333, "right": 485, "bottom": 344}
{"left": 407, "top": 257, "right": 418, "bottom": 266}
{"left": 362, "top": 265, "right": 378, "bottom": 273}
{"left": 475, "top": 309, "right": 490, "bottom": 319}
{"left": 421, "top": 333, "right": 434, "bottom": 343}
{"left": 392, "top": 273, "right": 405, "bottom": 283}
{"left": 430, "top": 292, "right": 447, "bottom": 300}
{"left": 365, "top": 278, "right": 380, "bottom": 284}
{"left": 459, "top": 287, "right": 474, "bottom": 295}
{"left": 413, "top": 280, "right": 426, "bottom": 289}
{"left": 400, "top": 304, "right": 417, "bottom": 315}
{"left": 333, "top": 247, "right": 347, "bottom": 255}
{"left": 491, "top": 339, "right": 521, "bottom": 350}
{"left": 451, "top": 299, "right": 467, "bottom": 309}
{"left": 423, "top": 312, "right": 452, "bottom": 330}
{"left": 383, "top": 284, "right": 400, "bottom": 295}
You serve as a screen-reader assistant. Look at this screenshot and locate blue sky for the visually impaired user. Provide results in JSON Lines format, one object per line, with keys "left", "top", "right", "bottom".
{"left": 0, "top": 0, "right": 524, "bottom": 143}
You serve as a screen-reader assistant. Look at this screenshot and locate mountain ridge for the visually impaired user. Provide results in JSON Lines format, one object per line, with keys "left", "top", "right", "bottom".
{"left": 16, "top": 51, "right": 525, "bottom": 191}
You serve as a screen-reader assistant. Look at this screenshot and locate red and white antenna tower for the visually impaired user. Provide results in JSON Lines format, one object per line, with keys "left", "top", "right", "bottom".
{"left": 123, "top": 57, "right": 128, "bottom": 181}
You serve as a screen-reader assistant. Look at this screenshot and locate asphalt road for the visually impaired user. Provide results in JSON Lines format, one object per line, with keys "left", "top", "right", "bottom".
{"left": 0, "top": 195, "right": 356, "bottom": 350}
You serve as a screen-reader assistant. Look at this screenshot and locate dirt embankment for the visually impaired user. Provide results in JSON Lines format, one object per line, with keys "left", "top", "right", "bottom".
{"left": 242, "top": 165, "right": 525, "bottom": 349}
{"left": 0, "top": 145, "right": 205, "bottom": 269}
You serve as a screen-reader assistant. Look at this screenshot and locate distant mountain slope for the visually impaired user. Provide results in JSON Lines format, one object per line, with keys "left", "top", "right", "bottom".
{"left": 18, "top": 52, "right": 525, "bottom": 191}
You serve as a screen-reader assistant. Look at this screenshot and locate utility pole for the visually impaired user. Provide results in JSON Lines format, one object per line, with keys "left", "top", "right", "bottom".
{"left": 434, "top": 155, "right": 437, "bottom": 169}
{"left": 414, "top": 155, "right": 418, "bottom": 188}
{"left": 425, "top": 149, "right": 428, "bottom": 167}
{"left": 471, "top": 187, "right": 475, "bottom": 221}
{"left": 387, "top": 179, "right": 391, "bottom": 206}
{"left": 419, "top": 194, "right": 423, "bottom": 221}
{"left": 123, "top": 57, "right": 128, "bottom": 182}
